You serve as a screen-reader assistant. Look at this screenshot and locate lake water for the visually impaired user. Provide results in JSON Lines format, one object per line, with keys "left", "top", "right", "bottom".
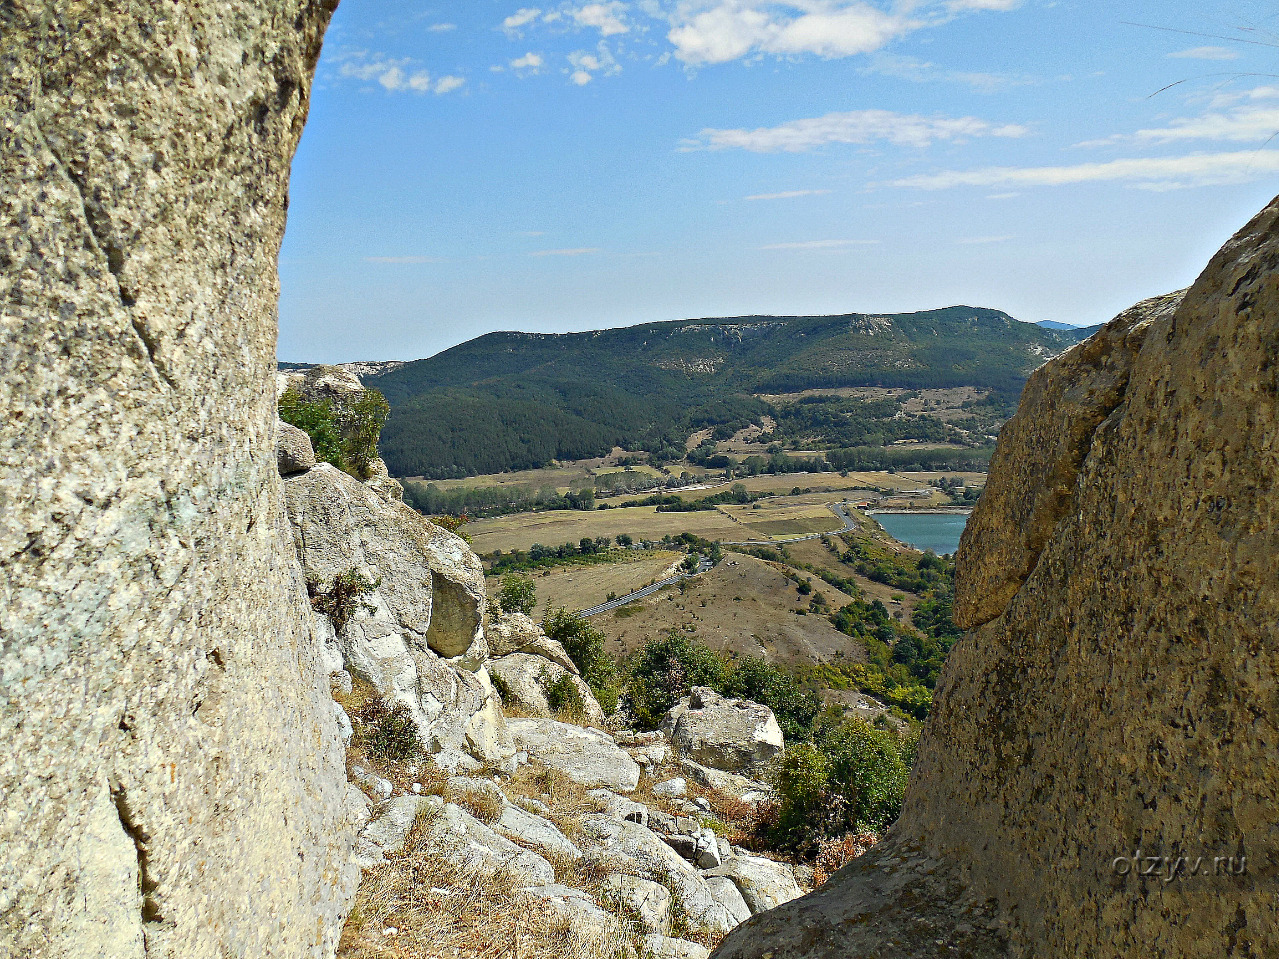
{"left": 871, "top": 512, "right": 970, "bottom": 556}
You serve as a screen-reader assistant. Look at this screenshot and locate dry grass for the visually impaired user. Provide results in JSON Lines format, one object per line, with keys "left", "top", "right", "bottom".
{"left": 337, "top": 811, "right": 632, "bottom": 959}
{"left": 811, "top": 832, "right": 879, "bottom": 886}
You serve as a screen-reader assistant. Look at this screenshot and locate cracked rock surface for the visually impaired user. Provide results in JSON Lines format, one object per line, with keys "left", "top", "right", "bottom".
{"left": 0, "top": 3, "right": 359, "bottom": 958}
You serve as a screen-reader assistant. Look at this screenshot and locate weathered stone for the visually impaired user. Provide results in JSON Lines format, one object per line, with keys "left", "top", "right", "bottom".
{"left": 589, "top": 788, "right": 650, "bottom": 828}
{"left": 679, "top": 759, "right": 768, "bottom": 801}
{"left": 522, "top": 884, "right": 621, "bottom": 945}
{"left": 509, "top": 718, "right": 641, "bottom": 792}
{"left": 419, "top": 800, "right": 555, "bottom": 886}
{"left": 643, "top": 934, "right": 711, "bottom": 959}
{"left": 0, "top": 4, "right": 359, "bottom": 956}
{"left": 494, "top": 803, "right": 582, "bottom": 861}
{"left": 355, "top": 796, "right": 431, "bottom": 867}
{"left": 652, "top": 778, "right": 686, "bottom": 799}
{"left": 704, "top": 875, "right": 751, "bottom": 927}
{"left": 362, "top": 457, "right": 404, "bottom": 503}
{"left": 602, "top": 874, "right": 672, "bottom": 934}
{"left": 712, "top": 201, "right": 1279, "bottom": 958}
{"left": 278, "top": 421, "right": 318, "bottom": 476}
{"left": 663, "top": 687, "right": 783, "bottom": 774}
{"left": 490, "top": 652, "right": 606, "bottom": 725}
{"left": 577, "top": 816, "right": 739, "bottom": 934}
{"left": 705, "top": 855, "right": 803, "bottom": 914}
{"left": 487, "top": 611, "right": 579, "bottom": 674}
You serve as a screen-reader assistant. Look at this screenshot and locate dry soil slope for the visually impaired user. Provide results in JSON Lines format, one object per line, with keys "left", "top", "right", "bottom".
{"left": 713, "top": 199, "right": 1279, "bottom": 958}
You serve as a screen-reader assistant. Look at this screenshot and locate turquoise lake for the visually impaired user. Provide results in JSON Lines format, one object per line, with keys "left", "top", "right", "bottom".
{"left": 872, "top": 512, "right": 970, "bottom": 556}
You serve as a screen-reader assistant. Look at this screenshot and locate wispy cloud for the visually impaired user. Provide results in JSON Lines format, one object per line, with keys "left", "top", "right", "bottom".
{"left": 685, "top": 109, "right": 1029, "bottom": 152}
{"left": 568, "top": 43, "right": 622, "bottom": 83}
{"left": 946, "top": 0, "right": 1019, "bottom": 10}
{"left": 572, "top": 2, "right": 632, "bottom": 36}
{"left": 745, "top": 189, "right": 833, "bottom": 200}
{"left": 503, "top": 8, "right": 543, "bottom": 35}
{"left": 333, "top": 51, "right": 466, "bottom": 95}
{"left": 893, "top": 150, "right": 1279, "bottom": 191}
{"left": 1077, "top": 93, "right": 1279, "bottom": 148}
{"left": 428, "top": 23, "right": 457, "bottom": 32}
{"left": 530, "top": 247, "right": 601, "bottom": 256}
{"left": 957, "top": 234, "right": 1014, "bottom": 244}
{"left": 510, "top": 52, "right": 546, "bottom": 73}
{"left": 760, "top": 239, "right": 878, "bottom": 250}
{"left": 1168, "top": 45, "right": 1240, "bottom": 60}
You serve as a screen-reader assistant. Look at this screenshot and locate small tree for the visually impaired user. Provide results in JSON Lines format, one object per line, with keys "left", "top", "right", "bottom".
{"left": 497, "top": 573, "right": 537, "bottom": 616}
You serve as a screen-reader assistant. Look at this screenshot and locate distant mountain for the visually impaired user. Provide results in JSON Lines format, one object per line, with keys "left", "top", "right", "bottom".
{"left": 338, "top": 307, "right": 1085, "bottom": 479}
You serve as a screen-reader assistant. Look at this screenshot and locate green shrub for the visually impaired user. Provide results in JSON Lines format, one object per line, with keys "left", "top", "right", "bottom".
{"left": 627, "top": 630, "right": 727, "bottom": 730}
{"left": 543, "top": 672, "right": 585, "bottom": 719}
{"left": 721, "top": 656, "right": 822, "bottom": 742}
{"left": 307, "top": 568, "right": 381, "bottom": 633}
{"left": 357, "top": 695, "right": 420, "bottom": 764}
{"left": 278, "top": 386, "right": 389, "bottom": 479}
{"left": 497, "top": 573, "right": 537, "bottom": 616}
{"left": 542, "top": 608, "right": 620, "bottom": 715}
{"left": 279, "top": 389, "right": 345, "bottom": 470}
{"left": 769, "top": 719, "right": 914, "bottom": 854}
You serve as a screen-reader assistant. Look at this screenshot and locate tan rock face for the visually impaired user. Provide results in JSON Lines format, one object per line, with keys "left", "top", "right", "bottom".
{"left": 0, "top": 3, "right": 361, "bottom": 958}
{"left": 713, "top": 200, "right": 1279, "bottom": 958}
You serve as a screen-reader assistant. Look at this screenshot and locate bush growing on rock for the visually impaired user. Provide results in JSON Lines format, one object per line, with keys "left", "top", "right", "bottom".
{"left": 544, "top": 671, "right": 586, "bottom": 720}
{"left": 542, "top": 608, "right": 620, "bottom": 715}
{"left": 278, "top": 386, "right": 389, "bottom": 479}
{"left": 497, "top": 573, "right": 537, "bottom": 616}
{"left": 356, "top": 695, "right": 421, "bottom": 764}
{"left": 307, "top": 568, "right": 381, "bottom": 633}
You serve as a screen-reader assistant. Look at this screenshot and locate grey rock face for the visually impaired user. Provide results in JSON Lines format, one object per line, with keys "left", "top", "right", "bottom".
{"left": 662, "top": 687, "right": 783, "bottom": 774}
{"left": 704, "top": 855, "right": 802, "bottom": 914}
{"left": 713, "top": 200, "right": 1279, "bottom": 958}
{"left": 509, "top": 718, "right": 641, "bottom": 792}
{"left": 419, "top": 800, "right": 556, "bottom": 886}
{"left": 494, "top": 803, "right": 582, "bottom": 861}
{"left": 490, "top": 652, "right": 607, "bottom": 725}
{"left": 643, "top": 935, "right": 710, "bottom": 959}
{"left": 278, "top": 421, "right": 318, "bottom": 476}
{"left": 284, "top": 463, "right": 513, "bottom": 769}
{"left": 0, "top": 3, "right": 360, "bottom": 958}
{"left": 602, "top": 875, "right": 672, "bottom": 934}
{"left": 487, "top": 611, "right": 580, "bottom": 674}
{"left": 355, "top": 796, "right": 432, "bottom": 867}
{"left": 704, "top": 876, "right": 751, "bottom": 927}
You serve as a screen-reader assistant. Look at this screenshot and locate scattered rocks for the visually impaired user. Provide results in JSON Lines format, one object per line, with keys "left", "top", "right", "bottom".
{"left": 509, "top": 718, "right": 641, "bottom": 792}
{"left": 679, "top": 760, "right": 769, "bottom": 802}
{"left": 494, "top": 803, "right": 582, "bottom": 861}
{"left": 652, "top": 777, "right": 686, "bottom": 799}
{"left": 419, "top": 800, "right": 555, "bottom": 886}
{"left": 355, "top": 796, "right": 431, "bottom": 866}
{"left": 642, "top": 934, "right": 710, "bottom": 959}
{"left": 589, "top": 788, "right": 650, "bottom": 828}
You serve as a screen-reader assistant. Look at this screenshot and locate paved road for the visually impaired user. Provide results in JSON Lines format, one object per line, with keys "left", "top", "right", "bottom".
{"left": 576, "top": 501, "right": 857, "bottom": 617}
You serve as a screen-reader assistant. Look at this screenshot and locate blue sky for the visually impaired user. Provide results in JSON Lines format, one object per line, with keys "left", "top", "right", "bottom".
{"left": 279, "top": 0, "right": 1279, "bottom": 363}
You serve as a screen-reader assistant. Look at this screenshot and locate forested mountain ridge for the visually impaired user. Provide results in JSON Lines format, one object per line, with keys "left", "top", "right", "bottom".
{"left": 332, "top": 308, "right": 1091, "bottom": 478}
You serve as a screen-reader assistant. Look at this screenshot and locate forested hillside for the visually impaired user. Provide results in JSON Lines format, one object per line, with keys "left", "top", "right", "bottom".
{"left": 353, "top": 308, "right": 1089, "bottom": 478}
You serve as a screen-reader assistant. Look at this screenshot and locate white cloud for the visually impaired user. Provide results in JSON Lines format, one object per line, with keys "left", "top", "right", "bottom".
{"left": 429, "top": 23, "right": 457, "bottom": 32}
{"left": 667, "top": 2, "right": 917, "bottom": 65}
{"left": 511, "top": 52, "right": 545, "bottom": 73}
{"left": 334, "top": 52, "right": 464, "bottom": 95}
{"left": 530, "top": 247, "right": 601, "bottom": 256}
{"left": 946, "top": 0, "right": 1019, "bottom": 10}
{"left": 503, "top": 8, "right": 543, "bottom": 35}
{"left": 434, "top": 75, "right": 467, "bottom": 94}
{"left": 572, "top": 2, "right": 632, "bottom": 35}
{"left": 892, "top": 150, "right": 1279, "bottom": 191}
{"left": 568, "top": 43, "right": 622, "bottom": 82}
{"left": 685, "top": 109, "right": 1029, "bottom": 152}
{"left": 957, "top": 234, "right": 1014, "bottom": 244}
{"left": 744, "top": 189, "right": 832, "bottom": 199}
{"left": 760, "top": 239, "right": 877, "bottom": 249}
{"left": 1132, "top": 105, "right": 1279, "bottom": 145}
{"left": 1168, "top": 46, "right": 1240, "bottom": 61}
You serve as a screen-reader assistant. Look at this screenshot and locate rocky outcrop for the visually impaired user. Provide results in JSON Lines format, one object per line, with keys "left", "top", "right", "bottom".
{"left": 283, "top": 461, "right": 515, "bottom": 771}
{"left": 490, "top": 652, "right": 607, "bottom": 725}
{"left": 713, "top": 199, "right": 1279, "bottom": 957}
{"left": 0, "top": 3, "right": 361, "bottom": 958}
{"left": 488, "top": 611, "right": 580, "bottom": 673}
{"left": 663, "top": 687, "right": 783, "bottom": 775}
{"left": 509, "top": 718, "right": 642, "bottom": 792}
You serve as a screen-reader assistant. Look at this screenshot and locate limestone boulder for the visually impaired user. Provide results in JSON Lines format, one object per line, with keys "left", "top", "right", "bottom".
{"left": 509, "top": 718, "right": 641, "bottom": 792}
{"left": 602, "top": 875, "right": 672, "bottom": 934}
{"left": 0, "top": 4, "right": 361, "bottom": 955}
{"left": 644, "top": 936, "right": 710, "bottom": 959}
{"left": 355, "top": 795, "right": 431, "bottom": 867}
{"left": 418, "top": 799, "right": 555, "bottom": 886}
{"left": 277, "top": 421, "right": 317, "bottom": 476}
{"left": 494, "top": 803, "right": 582, "bottom": 861}
{"left": 487, "top": 612, "right": 580, "bottom": 673}
{"left": 712, "top": 199, "right": 1279, "bottom": 958}
{"left": 490, "top": 652, "right": 607, "bottom": 725}
{"left": 705, "top": 855, "right": 803, "bottom": 914}
{"left": 277, "top": 364, "right": 367, "bottom": 404}
{"left": 663, "top": 688, "right": 782, "bottom": 774}
{"left": 704, "top": 876, "right": 752, "bottom": 928}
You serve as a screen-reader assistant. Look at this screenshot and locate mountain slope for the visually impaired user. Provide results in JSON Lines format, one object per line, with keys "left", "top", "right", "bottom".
{"left": 357, "top": 308, "right": 1084, "bottom": 478}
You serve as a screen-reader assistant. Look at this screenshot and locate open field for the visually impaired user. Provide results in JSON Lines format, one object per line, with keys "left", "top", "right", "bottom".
{"left": 487, "top": 551, "right": 682, "bottom": 620}
{"left": 719, "top": 500, "right": 845, "bottom": 540}
{"left": 465, "top": 506, "right": 745, "bottom": 554}
{"left": 409, "top": 457, "right": 666, "bottom": 495}
{"left": 589, "top": 553, "right": 868, "bottom": 667}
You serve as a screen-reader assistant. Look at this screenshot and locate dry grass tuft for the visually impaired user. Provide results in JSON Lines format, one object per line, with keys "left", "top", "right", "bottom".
{"left": 811, "top": 832, "right": 879, "bottom": 886}
{"left": 445, "top": 785, "right": 503, "bottom": 825}
{"left": 338, "top": 818, "right": 632, "bottom": 959}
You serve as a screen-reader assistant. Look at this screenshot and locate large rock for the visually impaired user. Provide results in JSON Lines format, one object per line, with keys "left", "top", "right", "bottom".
{"left": 418, "top": 799, "right": 556, "bottom": 886}
{"left": 509, "top": 718, "right": 641, "bottom": 792}
{"left": 487, "top": 612, "right": 579, "bottom": 674}
{"left": 490, "top": 652, "right": 607, "bottom": 725}
{"left": 705, "top": 855, "right": 803, "bottom": 914}
{"left": 0, "top": 4, "right": 361, "bottom": 958}
{"left": 278, "top": 421, "right": 318, "bottom": 476}
{"left": 712, "top": 201, "right": 1279, "bottom": 957}
{"left": 663, "top": 688, "right": 783, "bottom": 774}
{"left": 284, "top": 463, "right": 514, "bottom": 769}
